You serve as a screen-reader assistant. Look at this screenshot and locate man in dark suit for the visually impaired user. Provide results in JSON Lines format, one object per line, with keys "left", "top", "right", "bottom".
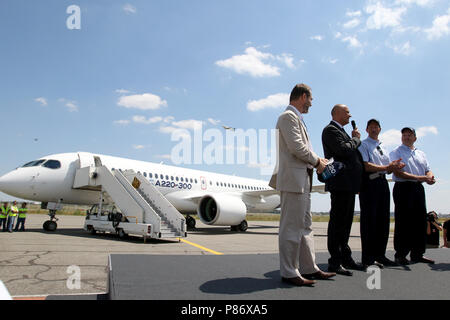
{"left": 321, "top": 104, "right": 365, "bottom": 276}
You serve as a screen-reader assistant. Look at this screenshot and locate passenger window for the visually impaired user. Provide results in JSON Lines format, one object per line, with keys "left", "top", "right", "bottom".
{"left": 43, "top": 160, "right": 61, "bottom": 169}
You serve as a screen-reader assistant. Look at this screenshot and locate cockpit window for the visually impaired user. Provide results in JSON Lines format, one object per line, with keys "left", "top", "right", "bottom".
{"left": 42, "top": 160, "right": 61, "bottom": 169}
{"left": 22, "top": 159, "right": 46, "bottom": 167}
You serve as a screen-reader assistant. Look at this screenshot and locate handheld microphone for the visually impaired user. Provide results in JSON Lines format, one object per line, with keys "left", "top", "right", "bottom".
{"left": 351, "top": 120, "right": 356, "bottom": 130}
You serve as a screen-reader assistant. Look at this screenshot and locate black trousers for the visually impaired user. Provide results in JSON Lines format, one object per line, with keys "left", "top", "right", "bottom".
{"left": 328, "top": 191, "right": 356, "bottom": 267}
{"left": 393, "top": 182, "right": 427, "bottom": 259}
{"left": 359, "top": 178, "right": 390, "bottom": 264}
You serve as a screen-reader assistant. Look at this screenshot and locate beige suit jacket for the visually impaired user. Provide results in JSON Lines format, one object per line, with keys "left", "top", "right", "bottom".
{"left": 269, "top": 107, "right": 319, "bottom": 193}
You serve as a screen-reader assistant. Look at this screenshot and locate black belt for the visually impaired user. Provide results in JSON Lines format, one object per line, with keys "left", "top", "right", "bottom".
{"left": 368, "top": 172, "right": 386, "bottom": 180}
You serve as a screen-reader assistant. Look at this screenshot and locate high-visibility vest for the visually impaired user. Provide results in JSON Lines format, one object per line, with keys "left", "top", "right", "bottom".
{"left": 0, "top": 206, "right": 8, "bottom": 218}
{"left": 9, "top": 206, "right": 18, "bottom": 217}
{"left": 19, "top": 208, "right": 28, "bottom": 218}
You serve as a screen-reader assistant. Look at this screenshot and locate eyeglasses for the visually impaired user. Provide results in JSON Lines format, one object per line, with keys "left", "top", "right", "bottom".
{"left": 376, "top": 145, "right": 384, "bottom": 156}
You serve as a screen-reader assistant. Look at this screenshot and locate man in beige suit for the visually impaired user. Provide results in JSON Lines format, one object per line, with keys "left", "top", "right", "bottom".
{"left": 270, "top": 83, "right": 335, "bottom": 286}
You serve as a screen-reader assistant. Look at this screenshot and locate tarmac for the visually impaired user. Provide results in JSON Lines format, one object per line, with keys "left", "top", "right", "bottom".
{"left": 1, "top": 214, "right": 449, "bottom": 300}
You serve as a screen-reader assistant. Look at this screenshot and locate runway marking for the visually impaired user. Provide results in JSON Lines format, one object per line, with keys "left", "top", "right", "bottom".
{"left": 13, "top": 296, "right": 47, "bottom": 300}
{"left": 178, "top": 238, "right": 224, "bottom": 255}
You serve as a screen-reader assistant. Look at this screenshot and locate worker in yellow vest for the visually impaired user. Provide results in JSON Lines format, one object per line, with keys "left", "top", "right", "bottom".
{"left": 0, "top": 202, "right": 9, "bottom": 232}
{"left": 7, "top": 201, "right": 19, "bottom": 233}
{"left": 14, "top": 203, "right": 28, "bottom": 231}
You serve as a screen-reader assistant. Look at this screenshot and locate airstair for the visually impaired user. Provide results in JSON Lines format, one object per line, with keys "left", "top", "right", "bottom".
{"left": 72, "top": 161, "right": 186, "bottom": 241}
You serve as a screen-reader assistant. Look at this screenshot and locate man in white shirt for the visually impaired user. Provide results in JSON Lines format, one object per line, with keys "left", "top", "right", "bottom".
{"left": 389, "top": 127, "right": 436, "bottom": 265}
{"left": 358, "top": 119, "right": 404, "bottom": 268}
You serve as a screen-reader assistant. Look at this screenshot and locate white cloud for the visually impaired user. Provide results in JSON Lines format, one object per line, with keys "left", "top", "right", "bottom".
{"left": 324, "top": 57, "right": 339, "bottom": 64}
{"left": 395, "top": 0, "right": 435, "bottom": 7}
{"left": 388, "top": 40, "right": 414, "bottom": 55}
{"left": 247, "top": 93, "right": 289, "bottom": 112}
{"left": 123, "top": 4, "right": 136, "bottom": 14}
{"left": 380, "top": 126, "right": 438, "bottom": 149}
{"left": 342, "top": 35, "right": 363, "bottom": 48}
{"left": 171, "top": 119, "right": 203, "bottom": 130}
{"left": 416, "top": 126, "right": 438, "bottom": 138}
{"left": 159, "top": 126, "right": 177, "bottom": 134}
{"left": 310, "top": 35, "right": 324, "bottom": 41}
{"left": 59, "top": 98, "right": 78, "bottom": 112}
{"left": 424, "top": 9, "right": 450, "bottom": 40}
{"left": 343, "top": 18, "right": 361, "bottom": 29}
{"left": 346, "top": 10, "right": 362, "bottom": 17}
{"left": 133, "top": 145, "right": 145, "bottom": 150}
{"left": 207, "top": 118, "right": 221, "bottom": 125}
{"left": 65, "top": 102, "right": 79, "bottom": 112}
{"left": 163, "top": 116, "right": 175, "bottom": 123}
{"left": 113, "top": 120, "right": 130, "bottom": 126}
{"left": 215, "top": 47, "right": 280, "bottom": 77}
{"left": 132, "top": 115, "right": 163, "bottom": 124}
{"left": 118, "top": 93, "right": 168, "bottom": 110}
{"left": 276, "top": 53, "right": 296, "bottom": 69}
{"left": 34, "top": 97, "right": 48, "bottom": 106}
{"left": 379, "top": 129, "right": 402, "bottom": 148}
{"left": 115, "top": 89, "right": 131, "bottom": 94}
{"left": 365, "top": 2, "right": 407, "bottom": 30}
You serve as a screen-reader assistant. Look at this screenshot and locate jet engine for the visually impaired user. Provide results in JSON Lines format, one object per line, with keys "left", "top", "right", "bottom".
{"left": 197, "top": 194, "right": 247, "bottom": 228}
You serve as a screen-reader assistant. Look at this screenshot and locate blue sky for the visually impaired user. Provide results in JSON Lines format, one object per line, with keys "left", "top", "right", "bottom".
{"left": 1, "top": 0, "right": 450, "bottom": 213}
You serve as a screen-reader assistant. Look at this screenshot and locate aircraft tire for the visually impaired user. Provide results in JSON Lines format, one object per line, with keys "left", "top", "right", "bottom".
{"left": 238, "top": 220, "right": 248, "bottom": 232}
{"left": 186, "top": 216, "right": 196, "bottom": 229}
{"left": 43, "top": 220, "right": 57, "bottom": 232}
{"left": 117, "top": 228, "right": 127, "bottom": 239}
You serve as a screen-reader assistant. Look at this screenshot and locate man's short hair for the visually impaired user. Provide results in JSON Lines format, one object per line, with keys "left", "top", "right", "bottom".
{"left": 290, "top": 83, "right": 311, "bottom": 102}
{"left": 366, "top": 118, "right": 381, "bottom": 128}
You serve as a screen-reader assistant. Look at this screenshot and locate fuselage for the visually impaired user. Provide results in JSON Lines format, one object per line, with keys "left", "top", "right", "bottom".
{"left": 0, "top": 152, "right": 280, "bottom": 214}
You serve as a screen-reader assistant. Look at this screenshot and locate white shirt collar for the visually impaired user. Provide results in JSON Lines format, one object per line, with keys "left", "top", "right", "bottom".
{"left": 287, "top": 105, "right": 303, "bottom": 121}
{"left": 332, "top": 120, "right": 344, "bottom": 129}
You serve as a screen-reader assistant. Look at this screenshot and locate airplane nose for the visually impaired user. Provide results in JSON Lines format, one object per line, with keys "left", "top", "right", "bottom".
{"left": 0, "top": 170, "right": 24, "bottom": 196}
{"left": 0, "top": 172, "right": 12, "bottom": 192}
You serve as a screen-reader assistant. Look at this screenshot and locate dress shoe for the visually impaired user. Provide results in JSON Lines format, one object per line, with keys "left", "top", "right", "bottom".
{"left": 328, "top": 265, "right": 353, "bottom": 276}
{"left": 281, "top": 276, "right": 316, "bottom": 287}
{"left": 303, "top": 270, "right": 336, "bottom": 280}
{"left": 395, "top": 257, "right": 410, "bottom": 265}
{"left": 411, "top": 256, "right": 435, "bottom": 264}
{"left": 376, "top": 257, "right": 398, "bottom": 266}
{"left": 343, "top": 261, "right": 367, "bottom": 271}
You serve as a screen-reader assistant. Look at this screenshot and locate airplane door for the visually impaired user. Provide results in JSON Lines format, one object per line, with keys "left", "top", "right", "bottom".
{"left": 78, "top": 152, "right": 96, "bottom": 168}
{"left": 200, "top": 176, "right": 207, "bottom": 190}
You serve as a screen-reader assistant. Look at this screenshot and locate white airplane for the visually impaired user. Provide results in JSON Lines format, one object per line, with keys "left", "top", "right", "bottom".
{"left": 0, "top": 152, "right": 287, "bottom": 232}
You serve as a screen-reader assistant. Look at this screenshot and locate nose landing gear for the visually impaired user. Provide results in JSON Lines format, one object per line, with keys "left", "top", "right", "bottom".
{"left": 43, "top": 209, "right": 59, "bottom": 231}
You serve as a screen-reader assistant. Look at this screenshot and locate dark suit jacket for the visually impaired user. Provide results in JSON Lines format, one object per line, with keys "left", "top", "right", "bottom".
{"left": 321, "top": 121, "right": 363, "bottom": 193}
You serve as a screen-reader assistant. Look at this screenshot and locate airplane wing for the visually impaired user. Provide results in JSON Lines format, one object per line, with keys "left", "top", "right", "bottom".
{"left": 242, "top": 185, "right": 327, "bottom": 197}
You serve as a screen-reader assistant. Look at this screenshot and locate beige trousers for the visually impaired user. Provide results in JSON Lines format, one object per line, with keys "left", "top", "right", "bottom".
{"left": 279, "top": 189, "right": 319, "bottom": 278}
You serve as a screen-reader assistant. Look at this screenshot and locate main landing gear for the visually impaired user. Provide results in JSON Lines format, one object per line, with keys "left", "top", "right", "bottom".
{"left": 186, "top": 215, "right": 196, "bottom": 230}
{"left": 43, "top": 209, "right": 59, "bottom": 231}
{"left": 231, "top": 220, "right": 248, "bottom": 232}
